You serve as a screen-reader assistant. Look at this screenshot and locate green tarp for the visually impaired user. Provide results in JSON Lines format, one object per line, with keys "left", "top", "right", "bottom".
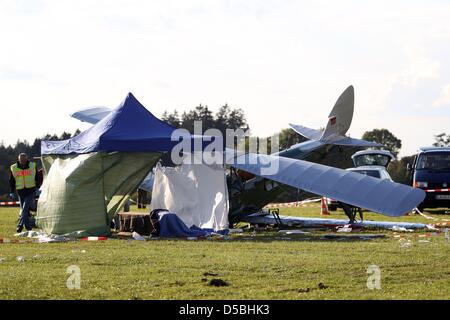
{"left": 37, "top": 152, "right": 161, "bottom": 236}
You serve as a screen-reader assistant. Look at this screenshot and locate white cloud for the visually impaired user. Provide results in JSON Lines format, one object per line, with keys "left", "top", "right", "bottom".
{"left": 397, "top": 46, "right": 440, "bottom": 88}
{"left": 433, "top": 84, "right": 450, "bottom": 108}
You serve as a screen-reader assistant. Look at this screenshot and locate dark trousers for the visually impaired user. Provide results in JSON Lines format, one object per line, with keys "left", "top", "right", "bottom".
{"left": 17, "top": 192, "right": 34, "bottom": 231}
{"left": 137, "top": 189, "right": 147, "bottom": 209}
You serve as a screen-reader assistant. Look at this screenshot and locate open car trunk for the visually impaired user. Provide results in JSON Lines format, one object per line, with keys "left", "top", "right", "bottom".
{"left": 351, "top": 150, "right": 394, "bottom": 168}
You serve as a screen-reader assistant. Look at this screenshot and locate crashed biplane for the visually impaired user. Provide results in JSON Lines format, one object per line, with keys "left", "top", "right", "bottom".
{"left": 67, "top": 86, "right": 425, "bottom": 230}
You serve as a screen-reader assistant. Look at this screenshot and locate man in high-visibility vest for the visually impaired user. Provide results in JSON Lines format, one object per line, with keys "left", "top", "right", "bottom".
{"left": 9, "top": 153, "right": 39, "bottom": 233}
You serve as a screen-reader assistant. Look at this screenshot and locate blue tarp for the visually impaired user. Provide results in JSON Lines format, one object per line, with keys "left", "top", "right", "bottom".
{"left": 41, "top": 93, "right": 181, "bottom": 155}
{"left": 158, "top": 211, "right": 228, "bottom": 238}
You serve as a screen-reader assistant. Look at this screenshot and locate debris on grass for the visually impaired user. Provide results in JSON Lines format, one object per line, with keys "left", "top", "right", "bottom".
{"left": 203, "top": 272, "right": 218, "bottom": 277}
{"left": 13, "top": 231, "right": 71, "bottom": 243}
{"left": 391, "top": 226, "right": 414, "bottom": 232}
{"left": 400, "top": 241, "right": 413, "bottom": 248}
{"left": 336, "top": 225, "right": 353, "bottom": 233}
{"left": 208, "top": 279, "right": 229, "bottom": 287}
{"left": 318, "top": 283, "right": 328, "bottom": 290}
{"left": 132, "top": 232, "right": 145, "bottom": 241}
{"left": 15, "top": 231, "right": 40, "bottom": 238}
{"left": 298, "top": 283, "right": 328, "bottom": 293}
{"left": 207, "top": 233, "right": 228, "bottom": 241}
{"left": 278, "top": 230, "right": 311, "bottom": 235}
{"left": 16, "top": 256, "right": 25, "bottom": 262}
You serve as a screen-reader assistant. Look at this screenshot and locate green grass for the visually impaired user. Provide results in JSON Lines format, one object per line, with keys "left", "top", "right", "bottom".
{"left": 0, "top": 205, "right": 449, "bottom": 300}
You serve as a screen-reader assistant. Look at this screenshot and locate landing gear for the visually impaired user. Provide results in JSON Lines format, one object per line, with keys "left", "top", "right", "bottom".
{"left": 340, "top": 202, "right": 363, "bottom": 224}
{"left": 416, "top": 204, "right": 425, "bottom": 213}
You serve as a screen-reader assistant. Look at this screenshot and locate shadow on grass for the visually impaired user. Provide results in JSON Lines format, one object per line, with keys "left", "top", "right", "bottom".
{"left": 110, "top": 230, "right": 388, "bottom": 243}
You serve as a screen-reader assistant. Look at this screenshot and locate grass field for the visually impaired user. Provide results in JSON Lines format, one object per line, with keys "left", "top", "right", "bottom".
{"left": 0, "top": 205, "right": 449, "bottom": 300}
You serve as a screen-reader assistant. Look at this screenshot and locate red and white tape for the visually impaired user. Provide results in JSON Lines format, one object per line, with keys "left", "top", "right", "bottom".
{"left": 412, "top": 208, "right": 450, "bottom": 228}
{"left": 264, "top": 198, "right": 322, "bottom": 209}
{"left": 0, "top": 201, "right": 20, "bottom": 206}
{"left": 393, "top": 233, "right": 440, "bottom": 239}
{"left": 81, "top": 236, "right": 108, "bottom": 241}
{"left": 0, "top": 238, "right": 35, "bottom": 244}
{"left": 434, "top": 221, "right": 450, "bottom": 227}
{"left": 418, "top": 233, "right": 440, "bottom": 238}
{"left": 425, "top": 188, "right": 450, "bottom": 193}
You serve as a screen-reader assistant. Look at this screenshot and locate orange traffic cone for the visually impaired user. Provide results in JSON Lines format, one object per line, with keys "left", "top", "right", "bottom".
{"left": 320, "top": 197, "right": 330, "bottom": 215}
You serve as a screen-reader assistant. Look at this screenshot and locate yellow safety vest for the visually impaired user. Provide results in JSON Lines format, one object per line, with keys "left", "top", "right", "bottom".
{"left": 11, "top": 162, "right": 36, "bottom": 190}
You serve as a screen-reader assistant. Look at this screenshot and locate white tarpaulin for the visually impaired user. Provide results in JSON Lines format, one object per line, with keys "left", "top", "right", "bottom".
{"left": 151, "top": 156, "right": 229, "bottom": 230}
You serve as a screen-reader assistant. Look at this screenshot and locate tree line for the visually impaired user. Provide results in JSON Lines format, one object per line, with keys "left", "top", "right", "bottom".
{"left": 161, "top": 104, "right": 249, "bottom": 135}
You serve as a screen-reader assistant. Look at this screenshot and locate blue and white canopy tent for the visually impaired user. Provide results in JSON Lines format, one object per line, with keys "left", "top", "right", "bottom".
{"left": 37, "top": 93, "right": 215, "bottom": 236}
{"left": 42, "top": 92, "right": 179, "bottom": 155}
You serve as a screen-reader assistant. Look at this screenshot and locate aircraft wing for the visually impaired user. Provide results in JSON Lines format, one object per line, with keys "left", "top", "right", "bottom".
{"left": 320, "top": 135, "right": 383, "bottom": 147}
{"left": 289, "top": 124, "right": 383, "bottom": 147}
{"left": 70, "top": 106, "right": 112, "bottom": 124}
{"left": 229, "top": 153, "right": 425, "bottom": 217}
{"left": 289, "top": 124, "right": 323, "bottom": 141}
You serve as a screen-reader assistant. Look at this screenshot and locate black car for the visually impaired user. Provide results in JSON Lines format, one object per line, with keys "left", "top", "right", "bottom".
{"left": 408, "top": 147, "right": 450, "bottom": 211}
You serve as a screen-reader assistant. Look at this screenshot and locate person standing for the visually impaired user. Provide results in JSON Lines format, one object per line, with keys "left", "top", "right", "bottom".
{"left": 9, "top": 153, "right": 39, "bottom": 232}
{"left": 137, "top": 188, "right": 148, "bottom": 209}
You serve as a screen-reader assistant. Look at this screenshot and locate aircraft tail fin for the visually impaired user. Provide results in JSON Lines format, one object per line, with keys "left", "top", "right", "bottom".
{"left": 290, "top": 85, "right": 381, "bottom": 147}
{"left": 320, "top": 85, "right": 354, "bottom": 140}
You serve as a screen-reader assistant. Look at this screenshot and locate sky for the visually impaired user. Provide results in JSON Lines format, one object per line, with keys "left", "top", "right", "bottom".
{"left": 1, "top": 0, "right": 450, "bottom": 157}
